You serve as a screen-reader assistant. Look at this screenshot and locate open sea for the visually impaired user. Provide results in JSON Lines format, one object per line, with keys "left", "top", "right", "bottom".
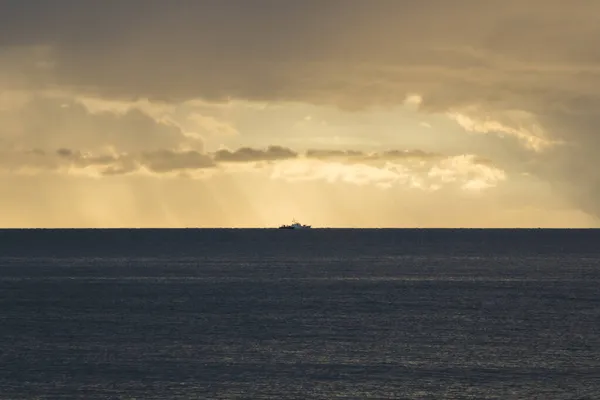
{"left": 0, "top": 228, "right": 599, "bottom": 399}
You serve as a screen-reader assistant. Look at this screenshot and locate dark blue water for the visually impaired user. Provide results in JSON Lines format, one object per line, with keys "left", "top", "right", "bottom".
{"left": 1, "top": 229, "right": 599, "bottom": 399}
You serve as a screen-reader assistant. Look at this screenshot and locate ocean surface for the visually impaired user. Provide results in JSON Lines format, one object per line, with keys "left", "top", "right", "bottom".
{"left": 0, "top": 228, "right": 599, "bottom": 399}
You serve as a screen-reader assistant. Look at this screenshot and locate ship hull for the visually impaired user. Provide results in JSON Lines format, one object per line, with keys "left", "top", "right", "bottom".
{"left": 278, "top": 219, "right": 311, "bottom": 229}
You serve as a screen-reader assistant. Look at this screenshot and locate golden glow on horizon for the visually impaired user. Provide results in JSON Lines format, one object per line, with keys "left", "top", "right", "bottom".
{"left": 0, "top": 92, "right": 597, "bottom": 229}
{"left": 1, "top": 166, "right": 598, "bottom": 229}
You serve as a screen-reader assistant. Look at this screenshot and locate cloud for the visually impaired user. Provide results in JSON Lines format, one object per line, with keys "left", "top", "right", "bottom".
{"left": 140, "top": 150, "right": 215, "bottom": 173}
{"left": 0, "top": 94, "right": 204, "bottom": 153}
{"left": 3, "top": 1, "right": 598, "bottom": 125}
{"left": 213, "top": 146, "right": 298, "bottom": 163}
{"left": 1, "top": 1, "right": 597, "bottom": 111}
{"left": 447, "top": 109, "right": 555, "bottom": 151}
{"left": 0, "top": 148, "right": 215, "bottom": 177}
{"left": 271, "top": 154, "right": 505, "bottom": 192}
{"left": 304, "top": 149, "right": 366, "bottom": 160}
{"left": 0, "top": 148, "right": 119, "bottom": 175}
{"left": 428, "top": 155, "right": 506, "bottom": 191}
{"left": 0, "top": 144, "right": 503, "bottom": 192}
{"left": 0, "top": 1, "right": 590, "bottom": 159}
{"left": 305, "top": 149, "right": 443, "bottom": 163}
{"left": 2, "top": 1, "right": 600, "bottom": 217}
{"left": 211, "top": 146, "right": 507, "bottom": 191}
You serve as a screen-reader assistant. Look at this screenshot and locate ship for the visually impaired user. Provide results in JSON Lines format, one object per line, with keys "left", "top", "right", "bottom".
{"left": 278, "top": 219, "right": 312, "bottom": 229}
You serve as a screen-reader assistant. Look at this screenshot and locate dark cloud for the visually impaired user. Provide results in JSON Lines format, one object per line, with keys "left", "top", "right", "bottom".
{"left": 56, "top": 148, "right": 74, "bottom": 158}
{"left": 213, "top": 146, "right": 443, "bottom": 165}
{"left": 1, "top": 0, "right": 598, "bottom": 109}
{"left": 0, "top": 145, "right": 497, "bottom": 179}
{"left": 0, "top": 148, "right": 215, "bottom": 176}
{"left": 378, "top": 150, "right": 443, "bottom": 161}
{"left": 305, "top": 149, "right": 443, "bottom": 163}
{"left": 140, "top": 150, "right": 215, "bottom": 173}
{"left": 1, "top": 1, "right": 599, "bottom": 136}
{"left": 55, "top": 148, "right": 120, "bottom": 169}
{"left": 213, "top": 146, "right": 298, "bottom": 163}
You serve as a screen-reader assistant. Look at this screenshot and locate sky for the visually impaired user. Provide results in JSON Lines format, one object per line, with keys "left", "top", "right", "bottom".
{"left": 1, "top": 0, "right": 600, "bottom": 228}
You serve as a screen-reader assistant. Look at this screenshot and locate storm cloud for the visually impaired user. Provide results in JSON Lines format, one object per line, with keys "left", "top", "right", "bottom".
{"left": 1, "top": 0, "right": 598, "bottom": 113}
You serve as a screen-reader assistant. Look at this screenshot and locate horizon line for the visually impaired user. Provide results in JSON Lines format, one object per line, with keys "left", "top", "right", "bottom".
{"left": 1, "top": 227, "right": 599, "bottom": 230}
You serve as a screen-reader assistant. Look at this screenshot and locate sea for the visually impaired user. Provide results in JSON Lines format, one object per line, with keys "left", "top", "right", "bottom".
{"left": 0, "top": 228, "right": 599, "bottom": 399}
